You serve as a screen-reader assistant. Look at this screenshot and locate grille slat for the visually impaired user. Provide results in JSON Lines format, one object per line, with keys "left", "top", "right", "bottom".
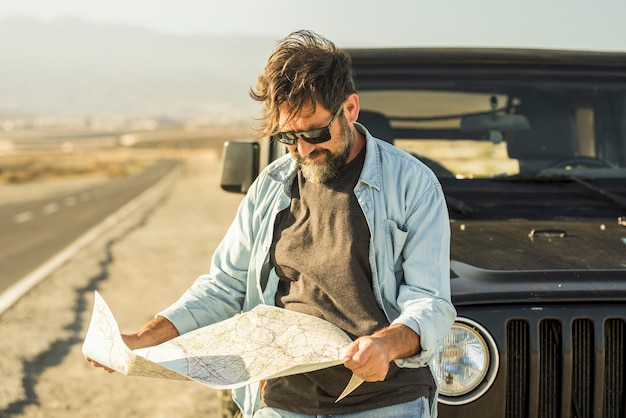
{"left": 539, "top": 320, "right": 562, "bottom": 418}
{"left": 505, "top": 317, "right": 625, "bottom": 418}
{"left": 603, "top": 319, "right": 625, "bottom": 418}
{"left": 572, "top": 319, "right": 594, "bottom": 418}
{"left": 506, "top": 320, "right": 529, "bottom": 417}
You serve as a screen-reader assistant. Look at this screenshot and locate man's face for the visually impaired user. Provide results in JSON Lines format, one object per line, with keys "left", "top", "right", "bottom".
{"left": 279, "top": 103, "right": 354, "bottom": 183}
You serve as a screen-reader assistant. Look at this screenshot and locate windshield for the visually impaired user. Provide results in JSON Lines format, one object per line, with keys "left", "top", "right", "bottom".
{"left": 358, "top": 84, "right": 626, "bottom": 220}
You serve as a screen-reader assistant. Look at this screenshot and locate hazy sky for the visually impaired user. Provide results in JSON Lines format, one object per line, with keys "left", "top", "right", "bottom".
{"left": 1, "top": 0, "right": 625, "bottom": 51}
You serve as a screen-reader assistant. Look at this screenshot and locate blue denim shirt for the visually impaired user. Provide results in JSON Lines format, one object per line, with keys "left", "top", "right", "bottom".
{"left": 158, "top": 124, "right": 456, "bottom": 416}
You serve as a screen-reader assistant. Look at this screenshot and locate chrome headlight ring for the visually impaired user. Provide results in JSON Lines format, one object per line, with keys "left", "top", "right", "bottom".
{"left": 433, "top": 317, "right": 499, "bottom": 405}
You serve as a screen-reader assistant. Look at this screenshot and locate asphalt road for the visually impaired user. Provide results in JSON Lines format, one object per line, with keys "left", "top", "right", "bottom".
{"left": 0, "top": 159, "right": 181, "bottom": 295}
{"left": 0, "top": 151, "right": 245, "bottom": 417}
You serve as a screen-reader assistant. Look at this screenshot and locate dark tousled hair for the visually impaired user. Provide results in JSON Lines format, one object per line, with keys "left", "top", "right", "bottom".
{"left": 249, "top": 30, "right": 356, "bottom": 138}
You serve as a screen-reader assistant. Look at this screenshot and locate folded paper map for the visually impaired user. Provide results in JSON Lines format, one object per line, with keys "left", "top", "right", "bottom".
{"left": 82, "top": 291, "right": 363, "bottom": 401}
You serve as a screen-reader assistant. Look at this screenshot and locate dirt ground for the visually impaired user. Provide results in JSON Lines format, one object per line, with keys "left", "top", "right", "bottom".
{"left": 0, "top": 150, "right": 245, "bottom": 418}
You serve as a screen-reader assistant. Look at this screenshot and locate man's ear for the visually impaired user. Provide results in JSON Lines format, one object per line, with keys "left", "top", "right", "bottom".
{"left": 344, "top": 93, "right": 360, "bottom": 123}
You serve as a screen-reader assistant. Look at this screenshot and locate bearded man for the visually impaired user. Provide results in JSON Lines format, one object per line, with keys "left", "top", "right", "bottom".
{"left": 87, "top": 30, "right": 455, "bottom": 418}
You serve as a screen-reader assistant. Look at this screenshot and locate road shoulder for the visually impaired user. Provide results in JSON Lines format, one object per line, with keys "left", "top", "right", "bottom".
{"left": 0, "top": 151, "right": 244, "bottom": 418}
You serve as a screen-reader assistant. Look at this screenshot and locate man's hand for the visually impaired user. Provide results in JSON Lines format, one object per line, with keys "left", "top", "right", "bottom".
{"left": 85, "top": 357, "right": 116, "bottom": 373}
{"left": 343, "top": 336, "right": 390, "bottom": 381}
{"left": 84, "top": 316, "right": 179, "bottom": 373}
{"left": 343, "top": 324, "right": 421, "bottom": 382}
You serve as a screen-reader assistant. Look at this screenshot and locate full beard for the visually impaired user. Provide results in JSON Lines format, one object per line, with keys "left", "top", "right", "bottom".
{"left": 292, "top": 117, "right": 354, "bottom": 184}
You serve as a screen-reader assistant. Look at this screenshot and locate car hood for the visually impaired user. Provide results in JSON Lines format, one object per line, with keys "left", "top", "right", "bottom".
{"left": 449, "top": 218, "right": 626, "bottom": 305}
{"left": 450, "top": 218, "right": 626, "bottom": 270}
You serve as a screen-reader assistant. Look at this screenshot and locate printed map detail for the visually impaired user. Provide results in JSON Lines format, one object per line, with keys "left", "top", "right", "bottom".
{"left": 82, "top": 291, "right": 363, "bottom": 399}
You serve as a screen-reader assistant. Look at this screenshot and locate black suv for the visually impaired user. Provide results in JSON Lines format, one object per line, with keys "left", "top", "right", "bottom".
{"left": 220, "top": 48, "right": 626, "bottom": 418}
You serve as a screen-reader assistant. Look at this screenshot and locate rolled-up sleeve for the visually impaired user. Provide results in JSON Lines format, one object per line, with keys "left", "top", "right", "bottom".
{"left": 392, "top": 182, "right": 456, "bottom": 367}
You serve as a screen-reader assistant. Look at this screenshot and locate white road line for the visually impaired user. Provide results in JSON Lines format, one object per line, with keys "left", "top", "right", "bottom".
{"left": 0, "top": 165, "right": 181, "bottom": 316}
{"left": 64, "top": 196, "right": 77, "bottom": 207}
{"left": 14, "top": 211, "right": 34, "bottom": 224}
{"left": 42, "top": 202, "right": 60, "bottom": 214}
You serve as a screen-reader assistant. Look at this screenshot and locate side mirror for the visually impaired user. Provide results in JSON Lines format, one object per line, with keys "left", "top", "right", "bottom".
{"left": 220, "top": 140, "right": 260, "bottom": 193}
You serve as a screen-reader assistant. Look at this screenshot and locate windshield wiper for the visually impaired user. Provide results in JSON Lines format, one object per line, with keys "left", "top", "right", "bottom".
{"left": 535, "top": 172, "right": 626, "bottom": 210}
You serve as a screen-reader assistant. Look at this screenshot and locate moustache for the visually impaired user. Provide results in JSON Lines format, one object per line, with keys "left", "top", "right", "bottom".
{"left": 298, "top": 148, "right": 330, "bottom": 161}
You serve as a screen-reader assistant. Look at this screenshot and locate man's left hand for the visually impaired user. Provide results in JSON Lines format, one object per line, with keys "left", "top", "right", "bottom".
{"left": 343, "top": 324, "right": 421, "bottom": 382}
{"left": 343, "top": 336, "right": 390, "bottom": 381}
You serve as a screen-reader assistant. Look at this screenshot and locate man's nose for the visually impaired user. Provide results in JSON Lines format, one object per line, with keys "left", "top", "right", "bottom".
{"left": 296, "top": 138, "right": 315, "bottom": 157}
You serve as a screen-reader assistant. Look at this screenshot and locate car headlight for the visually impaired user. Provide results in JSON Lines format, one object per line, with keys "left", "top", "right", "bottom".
{"left": 433, "top": 318, "right": 498, "bottom": 405}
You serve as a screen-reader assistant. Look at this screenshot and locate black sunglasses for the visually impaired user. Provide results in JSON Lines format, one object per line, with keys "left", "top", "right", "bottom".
{"left": 271, "top": 104, "right": 344, "bottom": 145}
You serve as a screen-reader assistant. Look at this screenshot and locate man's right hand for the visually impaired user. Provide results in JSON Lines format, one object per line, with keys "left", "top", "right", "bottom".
{"left": 84, "top": 316, "right": 179, "bottom": 373}
{"left": 85, "top": 356, "right": 116, "bottom": 373}
{"left": 84, "top": 333, "right": 138, "bottom": 373}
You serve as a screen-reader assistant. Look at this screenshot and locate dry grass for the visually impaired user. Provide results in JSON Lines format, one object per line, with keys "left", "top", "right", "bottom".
{"left": 0, "top": 151, "right": 149, "bottom": 184}
{"left": 0, "top": 126, "right": 253, "bottom": 185}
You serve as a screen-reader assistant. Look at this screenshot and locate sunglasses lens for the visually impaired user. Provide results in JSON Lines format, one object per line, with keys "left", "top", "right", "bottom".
{"left": 272, "top": 133, "right": 297, "bottom": 145}
{"left": 272, "top": 112, "right": 336, "bottom": 145}
{"left": 272, "top": 103, "right": 342, "bottom": 145}
{"left": 303, "top": 129, "right": 331, "bottom": 144}
{"left": 273, "top": 129, "right": 331, "bottom": 145}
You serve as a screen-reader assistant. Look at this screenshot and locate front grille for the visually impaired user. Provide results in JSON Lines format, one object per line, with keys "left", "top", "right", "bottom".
{"left": 506, "top": 317, "right": 626, "bottom": 418}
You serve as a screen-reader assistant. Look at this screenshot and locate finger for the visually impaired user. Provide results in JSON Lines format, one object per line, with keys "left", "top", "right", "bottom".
{"left": 85, "top": 356, "right": 115, "bottom": 373}
{"left": 345, "top": 338, "right": 377, "bottom": 367}
{"left": 342, "top": 340, "right": 359, "bottom": 361}
{"left": 356, "top": 368, "right": 381, "bottom": 382}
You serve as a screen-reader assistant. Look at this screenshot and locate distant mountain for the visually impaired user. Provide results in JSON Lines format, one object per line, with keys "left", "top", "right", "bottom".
{"left": 0, "top": 17, "right": 275, "bottom": 121}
